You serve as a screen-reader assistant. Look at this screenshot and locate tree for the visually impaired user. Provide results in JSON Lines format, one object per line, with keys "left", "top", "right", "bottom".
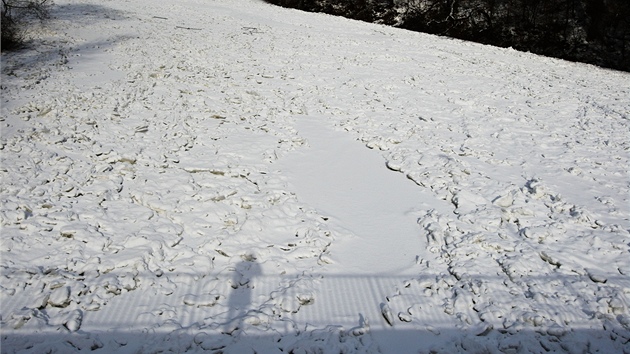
{"left": 1, "top": 0, "right": 51, "bottom": 51}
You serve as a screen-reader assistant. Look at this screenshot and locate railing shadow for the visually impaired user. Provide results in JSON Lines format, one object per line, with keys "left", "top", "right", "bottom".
{"left": 2, "top": 266, "right": 629, "bottom": 353}
{"left": 5, "top": 326, "right": 628, "bottom": 353}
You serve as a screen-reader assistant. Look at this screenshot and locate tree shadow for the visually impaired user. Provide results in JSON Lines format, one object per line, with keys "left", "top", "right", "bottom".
{"left": 48, "top": 3, "right": 128, "bottom": 23}
{"left": 1, "top": 3, "right": 130, "bottom": 78}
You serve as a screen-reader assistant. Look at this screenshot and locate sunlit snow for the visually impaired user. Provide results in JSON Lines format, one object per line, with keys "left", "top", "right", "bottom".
{"left": 1, "top": 0, "right": 629, "bottom": 353}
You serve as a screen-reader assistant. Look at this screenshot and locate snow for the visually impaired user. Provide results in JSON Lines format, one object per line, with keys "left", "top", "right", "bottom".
{"left": 1, "top": 0, "right": 629, "bottom": 352}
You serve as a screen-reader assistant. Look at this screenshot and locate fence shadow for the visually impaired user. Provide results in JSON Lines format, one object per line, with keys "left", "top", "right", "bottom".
{"left": 2, "top": 268, "right": 629, "bottom": 353}
{"left": 4, "top": 326, "right": 627, "bottom": 354}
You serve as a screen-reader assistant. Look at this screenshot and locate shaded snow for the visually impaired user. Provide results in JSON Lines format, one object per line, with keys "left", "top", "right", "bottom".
{"left": 1, "top": 0, "right": 629, "bottom": 353}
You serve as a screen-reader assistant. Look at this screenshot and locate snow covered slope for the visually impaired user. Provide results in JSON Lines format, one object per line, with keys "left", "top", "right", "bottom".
{"left": 1, "top": 0, "right": 629, "bottom": 352}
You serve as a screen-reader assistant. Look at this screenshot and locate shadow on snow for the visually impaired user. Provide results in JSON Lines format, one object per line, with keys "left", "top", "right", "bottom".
{"left": 2, "top": 267, "right": 629, "bottom": 353}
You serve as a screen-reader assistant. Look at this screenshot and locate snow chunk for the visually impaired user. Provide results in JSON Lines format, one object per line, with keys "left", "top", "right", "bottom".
{"left": 63, "top": 309, "right": 83, "bottom": 332}
{"left": 183, "top": 294, "right": 220, "bottom": 307}
{"left": 48, "top": 286, "right": 71, "bottom": 308}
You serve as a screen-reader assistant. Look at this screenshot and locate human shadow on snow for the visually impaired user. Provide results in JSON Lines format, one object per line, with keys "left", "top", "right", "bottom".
{"left": 223, "top": 260, "right": 263, "bottom": 336}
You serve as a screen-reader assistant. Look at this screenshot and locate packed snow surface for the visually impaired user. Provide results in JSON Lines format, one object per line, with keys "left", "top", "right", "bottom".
{"left": 1, "top": 0, "right": 629, "bottom": 352}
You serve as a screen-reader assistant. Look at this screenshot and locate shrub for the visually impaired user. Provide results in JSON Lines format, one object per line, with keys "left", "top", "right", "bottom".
{"left": 1, "top": 0, "right": 51, "bottom": 51}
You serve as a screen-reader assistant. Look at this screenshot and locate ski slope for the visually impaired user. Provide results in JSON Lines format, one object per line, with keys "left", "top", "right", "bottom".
{"left": 1, "top": 0, "right": 629, "bottom": 352}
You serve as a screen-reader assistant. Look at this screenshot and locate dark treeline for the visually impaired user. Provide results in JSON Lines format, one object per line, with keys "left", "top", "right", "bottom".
{"left": 265, "top": 0, "right": 629, "bottom": 71}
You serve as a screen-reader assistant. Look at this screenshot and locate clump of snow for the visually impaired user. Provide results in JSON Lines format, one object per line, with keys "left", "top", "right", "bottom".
{"left": 1, "top": 0, "right": 629, "bottom": 352}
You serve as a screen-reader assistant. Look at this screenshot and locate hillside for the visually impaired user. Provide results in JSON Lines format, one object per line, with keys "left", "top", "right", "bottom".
{"left": 1, "top": 0, "right": 629, "bottom": 352}
{"left": 265, "top": 0, "right": 630, "bottom": 72}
